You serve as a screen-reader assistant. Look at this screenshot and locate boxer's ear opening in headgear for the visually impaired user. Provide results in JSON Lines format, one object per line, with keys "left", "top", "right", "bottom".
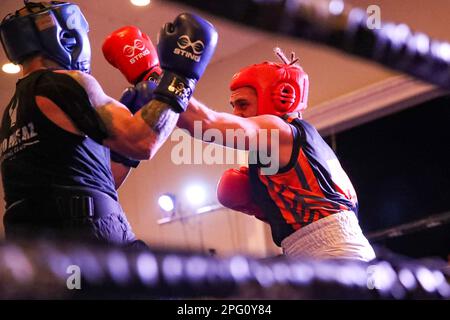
{"left": 0, "top": 1, "right": 91, "bottom": 73}
{"left": 230, "top": 48, "right": 309, "bottom": 117}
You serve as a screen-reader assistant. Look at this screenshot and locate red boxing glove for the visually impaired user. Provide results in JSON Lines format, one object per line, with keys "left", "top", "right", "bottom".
{"left": 102, "top": 25, "right": 162, "bottom": 84}
{"left": 217, "top": 167, "right": 267, "bottom": 222}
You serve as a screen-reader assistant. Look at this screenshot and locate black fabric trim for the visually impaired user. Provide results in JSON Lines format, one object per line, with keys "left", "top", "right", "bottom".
{"left": 276, "top": 122, "right": 303, "bottom": 174}
{"left": 33, "top": 70, "right": 108, "bottom": 144}
{"left": 293, "top": 162, "right": 311, "bottom": 191}
{"left": 110, "top": 150, "right": 140, "bottom": 168}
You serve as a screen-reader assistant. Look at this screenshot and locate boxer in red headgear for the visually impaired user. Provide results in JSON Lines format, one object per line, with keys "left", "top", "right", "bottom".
{"left": 178, "top": 48, "right": 376, "bottom": 261}
{"left": 229, "top": 61, "right": 309, "bottom": 117}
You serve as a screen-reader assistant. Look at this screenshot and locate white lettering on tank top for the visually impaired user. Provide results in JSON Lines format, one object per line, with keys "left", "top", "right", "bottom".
{"left": 0, "top": 122, "right": 39, "bottom": 162}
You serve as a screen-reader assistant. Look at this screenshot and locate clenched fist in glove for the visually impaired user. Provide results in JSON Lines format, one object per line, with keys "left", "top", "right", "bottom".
{"left": 102, "top": 25, "right": 162, "bottom": 84}
{"left": 119, "top": 80, "right": 158, "bottom": 114}
{"left": 217, "top": 167, "right": 267, "bottom": 222}
{"left": 154, "top": 13, "right": 218, "bottom": 113}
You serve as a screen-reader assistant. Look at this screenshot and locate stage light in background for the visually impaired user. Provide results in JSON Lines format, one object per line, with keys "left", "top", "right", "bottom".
{"left": 2, "top": 63, "right": 20, "bottom": 74}
{"left": 185, "top": 184, "right": 206, "bottom": 207}
{"left": 158, "top": 193, "right": 176, "bottom": 213}
{"left": 130, "top": 0, "right": 150, "bottom": 6}
{"left": 157, "top": 183, "right": 223, "bottom": 225}
{"left": 329, "top": 0, "right": 344, "bottom": 15}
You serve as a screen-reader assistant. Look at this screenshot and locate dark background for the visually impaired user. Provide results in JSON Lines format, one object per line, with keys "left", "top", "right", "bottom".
{"left": 325, "top": 95, "right": 450, "bottom": 260}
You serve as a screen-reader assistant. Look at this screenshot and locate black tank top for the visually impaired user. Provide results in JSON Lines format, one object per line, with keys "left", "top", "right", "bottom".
{"left": 0, "top": 69, "right": 117, "bottom": 208}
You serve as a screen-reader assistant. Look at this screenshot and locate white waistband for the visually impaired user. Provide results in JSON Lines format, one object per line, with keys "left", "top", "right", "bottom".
{"left": 281, "top": 211, "right": 376, "bottom": 262}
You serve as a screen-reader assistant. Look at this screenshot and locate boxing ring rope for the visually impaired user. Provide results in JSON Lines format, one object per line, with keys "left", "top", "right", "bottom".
{"left": 0, "top": 239, "right": 448, "bottom": 299}
{"left": 169, "top": 0, "right": 450, "bottom": 91}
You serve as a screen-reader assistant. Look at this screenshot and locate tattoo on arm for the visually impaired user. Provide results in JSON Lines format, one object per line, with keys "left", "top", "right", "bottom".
{"left": 140, "top": 100, "right": 179, "bottom": 141}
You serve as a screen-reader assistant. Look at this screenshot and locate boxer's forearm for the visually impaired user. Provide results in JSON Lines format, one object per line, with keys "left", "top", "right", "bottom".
{"left": 139, "top": 100, "right": 180, "bottom": 158}
{"left": 96, "top": 99, "right": 178, "bottom": 160}
{"left": 177, "top": 97, "right": 293, "bottom": 154}
{"left": 177, "top": 97, "right": 218, "bottom": 135}
{"left": 177, "top": 97, "right": 258, "bottom": 150}
{"left": 139, "top": 100, "right": 179, "bottom": 137}
{"left": 178, "top": 97, "right": 245, "bottom": 136}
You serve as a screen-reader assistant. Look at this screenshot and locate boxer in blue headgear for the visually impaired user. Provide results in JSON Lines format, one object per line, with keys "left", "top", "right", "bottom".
{"left": 0, "top": 1, "right": 91, "bottom": 72}
{"left": 0, "top": 2, "right": 219, "bottom": 246}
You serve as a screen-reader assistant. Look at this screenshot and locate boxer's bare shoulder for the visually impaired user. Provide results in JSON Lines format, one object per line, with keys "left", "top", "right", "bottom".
{"left": 52, "top": 70, "right": 122, "bottom": 138}
{"left": 54, "top": 70, "right": 114, "bottom": 109}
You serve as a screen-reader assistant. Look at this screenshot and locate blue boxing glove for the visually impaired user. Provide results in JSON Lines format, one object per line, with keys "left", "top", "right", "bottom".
{"left": 154, "top": 13, "right": 218, "bottom": 112}
{"left": 120, "top": 80, "right": 158, "bottom": 114}
{"left": 111, "top": 80, "right": 158, "bottom": 167}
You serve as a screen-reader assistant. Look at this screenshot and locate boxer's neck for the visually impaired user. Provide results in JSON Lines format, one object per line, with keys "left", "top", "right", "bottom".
{"left": 22, "top": 56, "right": 62, "bottom": 78}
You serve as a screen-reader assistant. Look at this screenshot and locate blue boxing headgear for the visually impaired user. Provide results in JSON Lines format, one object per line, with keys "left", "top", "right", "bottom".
{"left": 0, "top": 1, "right": 91, "bottom": 73}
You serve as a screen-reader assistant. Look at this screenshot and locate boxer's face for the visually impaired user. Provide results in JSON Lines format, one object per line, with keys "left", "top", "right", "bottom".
{"left": 230, "top": 87, "right": 258, "bottom": 118}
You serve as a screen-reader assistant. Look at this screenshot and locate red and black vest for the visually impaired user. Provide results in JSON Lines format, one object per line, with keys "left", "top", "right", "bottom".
{"left": 249, "top": 118, "right": 358, "bottom": 246}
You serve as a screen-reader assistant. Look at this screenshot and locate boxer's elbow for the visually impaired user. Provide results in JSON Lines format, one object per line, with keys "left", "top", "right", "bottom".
{"left": 127, "top": 135, "right": 156, "bottom": 160}
{"left": 135, "top": 139, "right": 168, "bottom": 161}
{"left": 126, "top": 131, "right": 166, "bottom": 161}
{"left": 132, "top": 141, "right": 153, "bottom": 160}
{"left": 109, "top": 130, "right": 151, "bottom": 161}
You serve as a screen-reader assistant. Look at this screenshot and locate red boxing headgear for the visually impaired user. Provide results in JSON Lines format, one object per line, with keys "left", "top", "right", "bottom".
{"left": 229, "top": 62, "right": 309, "bottom": 117}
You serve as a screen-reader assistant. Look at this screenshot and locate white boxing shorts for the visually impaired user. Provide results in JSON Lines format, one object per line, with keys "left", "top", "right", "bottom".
{"left": 281, "top": 210, "right": 376, "bottom": 262}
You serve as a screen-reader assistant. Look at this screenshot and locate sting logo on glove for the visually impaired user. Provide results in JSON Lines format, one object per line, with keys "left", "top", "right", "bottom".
{"left": 174, "top": 35, "right": 205, "bottom": 62}
{"left": 123, "top": 39, "right": 151, "bottom": 64}
{"left": 168, "top": 77, "right": 192, "bottom": 103}
{"left": 153, "top": 13, "right": 217, "bottom": 112}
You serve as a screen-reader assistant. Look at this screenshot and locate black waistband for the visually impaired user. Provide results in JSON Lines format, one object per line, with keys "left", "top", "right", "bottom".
{"left": 5, "top": 185, "right": 122, "bottom": 222}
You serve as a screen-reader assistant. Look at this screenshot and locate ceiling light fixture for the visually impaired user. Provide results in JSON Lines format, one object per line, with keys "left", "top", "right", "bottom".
{"left": 2, "top": 63, "right": 20, "bottom": 74}
{"left": 130, "top": 0, "right": 151, "bottom": 7}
